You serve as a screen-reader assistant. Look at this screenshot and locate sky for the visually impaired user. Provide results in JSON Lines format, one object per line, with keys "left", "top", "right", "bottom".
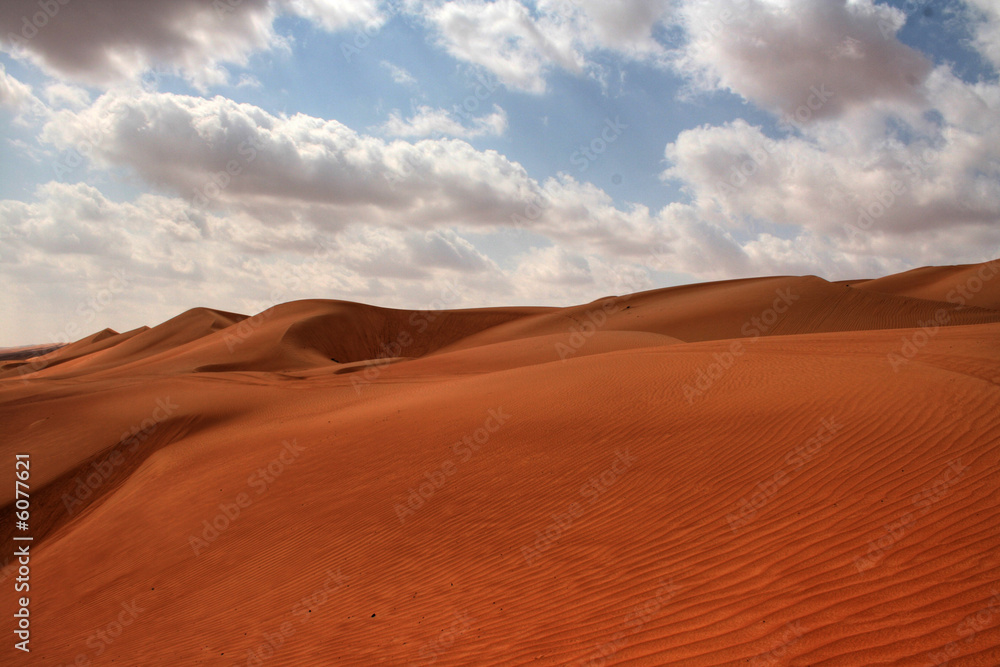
{"left": 0, "top": 0, "right": 998, "bottom": 346}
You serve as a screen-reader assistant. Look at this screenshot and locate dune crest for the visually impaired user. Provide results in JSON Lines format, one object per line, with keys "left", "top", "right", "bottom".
{"left": 2, "top": 262, "right": 999, "bottom": 666}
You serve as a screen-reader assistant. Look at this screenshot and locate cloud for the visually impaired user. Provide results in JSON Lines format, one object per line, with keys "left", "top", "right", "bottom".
{"left": 381, "top": 61, "right": 417, "bottom": 86}
{"left": 654, "top": 0, "right": 1000, "bottom": 273}
{"left": 662, "top": 79, "right": 1000, "bottom": 246}
{"left": 673, "top": 0, "right": 932, "bottom": 121}
{"left": 379, "top": 103, "right": 508, "bottom": 138}
{"left": 284, "top": 0, "right": 385, "bottom": 31}
{"left": 415, "top": 0, "right": 671, "bottom": 93}
{"left": 0, "top": 62, "right": 45, "bottom": 120}
{"left": 512, "top": 245, "right": 595, "bottom": 289}
{"left": 963, "top": 0, "right": 1000, "bottom": 71}
{"left": 43, "top": 82, "right": 90, "bottom": 110}
{"left": 37, "top": 90, "right": 542, "bottom": 231}
{"left": 0, "top": 180, "right": 509, "bottom": 343}
{"left": 0, "top": 0, "right": 384, "bottom": 89}
{"left": 5, "top": 0, "right": 1000, "bottom": 347}
{"left": 36, "top": 85, "right": 997, "bottom": 286}
{"left": 36, "top": 90, "right": 709, "bottom": 266}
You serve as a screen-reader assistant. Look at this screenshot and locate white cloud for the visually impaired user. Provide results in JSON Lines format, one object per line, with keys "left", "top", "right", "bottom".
{"left": 963, "top": 0, "right": 1000, "bottom": 71}
{"left": 0, "top": 62, "right": 45, "bottom": 120}
{"left": 42, "top": 85, "right": 984, "bottom": 285}
{"left": 380, "top": 103, "right": 508, "bottom": 138}
{"left": 4, "top": 0, "right": 1000, "bottom": 347}
{"left": 415, "top": 0, "right": 671, "bottom": 93}
{"left": 381, "top": 61, "right": 417, "bottom": 86}
{"left": 43, "top": 82, "right": 90, "bottom": 110}
{"left": 235, "top": 73, "right": 263, "bottom": 89}
{"left": 0, "top": 0, "right": 385, "bottom": 89}
{"left": 0, "top": 62, "right": 34, "bottom": 110}
{"left": 37, "top": 90, "right": 537, "bottom": 231}
{"left": 655, "top": 0, "right": 1000, "bottom": 275}
{"left": 0, "top": 181, "right": 510, "bottom": 343}
{"left": 673, "top": 0, "right": 932, "bottom": 121}
{"left": 284, "top": 0, "right": 385, "bottom": 31}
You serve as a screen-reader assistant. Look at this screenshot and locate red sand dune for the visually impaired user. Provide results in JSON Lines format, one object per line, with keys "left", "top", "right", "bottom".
{"left": 2, "top": 261, "right": 1000, "bottom": 666}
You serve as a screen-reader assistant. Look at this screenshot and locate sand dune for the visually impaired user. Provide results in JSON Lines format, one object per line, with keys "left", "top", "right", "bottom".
{"left": 852, "top": 259, "right": 1000, "bottom": 310}
{"left": 2, "top": 262, "right": 999, "bottom": 666}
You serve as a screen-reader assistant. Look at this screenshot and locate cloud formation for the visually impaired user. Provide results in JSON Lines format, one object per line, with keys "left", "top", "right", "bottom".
{"left": 379, "top": 103, "right": 508, "bottom": 138}
{"left": 0, "top": 0, "right": 383, "bottom": 88}
{"left": 1, "top": 0, "right": 999, "bottom": 346}
{"left": 416, "top": 0, "right": 671, "bottom": 92}
{"left": 674, "top": 0, "right": 932, "bottom": 120}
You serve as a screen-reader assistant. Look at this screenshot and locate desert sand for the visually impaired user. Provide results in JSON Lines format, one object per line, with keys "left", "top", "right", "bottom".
{"left": 2, "top": 260, "right": 1000, "bottom": 666}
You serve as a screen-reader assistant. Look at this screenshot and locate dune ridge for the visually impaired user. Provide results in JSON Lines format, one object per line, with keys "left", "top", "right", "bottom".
{"left": 2, "top": 261, "right": 999, "bottom": 666}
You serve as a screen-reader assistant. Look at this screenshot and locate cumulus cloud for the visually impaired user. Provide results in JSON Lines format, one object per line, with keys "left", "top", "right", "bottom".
{"left": 379, "top": 103, "right": 508, "bottom": 138}
{"left": 37, "top": 90, "right": 542, "bottom": 231}
{"left": 0, "top": 181, "right": 510, "bottom": 343}
{"left": 664, "top": 114, "right": 999, "bottom": 239}
{"left": 0, "top": 62, "right": 45, "bottom": 120}
{"left": 31, "top": 83, "right": 999, "bottom": 298}
{"left": 657, "top": 0, "right": 1000, "bottom": 269}
{"left": 963, "top": 0, "right": 1000, "bottom": 70}
{"left": 43, "top": 82, "right": 90, "bottom": 110}
{"left": 674, "top": 0, "right": 932, "bottom": 121}
{"left": 37, "top": 89, "right": 671, "bottom": 252}
{"left": 415, "top": 0, "right": 671, "bottom": 92}
{"left": 0, "top": 0, "right": 383, "bottom": 89}
{"left": 4, "top": 0, "right": 1000, "bottom": 347}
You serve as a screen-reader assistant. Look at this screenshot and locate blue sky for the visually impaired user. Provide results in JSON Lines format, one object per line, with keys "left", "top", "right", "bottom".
{"left": 1, "top": 0, "right": 999, "bottom": 345}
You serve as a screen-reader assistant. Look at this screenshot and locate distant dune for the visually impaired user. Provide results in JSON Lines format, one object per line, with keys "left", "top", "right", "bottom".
{"left": 2, "top": 260, "right": 999, "bottom": 665}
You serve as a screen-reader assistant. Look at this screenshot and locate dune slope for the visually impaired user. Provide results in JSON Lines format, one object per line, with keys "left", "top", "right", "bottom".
{"left": 2, "top": 265, "right": 999, "bottom": 666}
